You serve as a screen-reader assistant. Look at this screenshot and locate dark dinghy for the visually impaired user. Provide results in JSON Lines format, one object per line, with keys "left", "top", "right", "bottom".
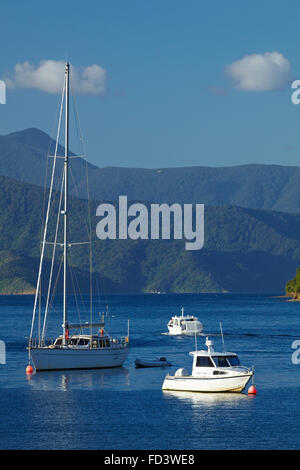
{"left": 135, "top": 357, "right": 172, "bottom": 368}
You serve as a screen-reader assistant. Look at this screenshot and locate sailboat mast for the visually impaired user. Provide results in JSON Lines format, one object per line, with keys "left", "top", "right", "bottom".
{"left": 63, "top": 62, "right": 70, "bottom": 344}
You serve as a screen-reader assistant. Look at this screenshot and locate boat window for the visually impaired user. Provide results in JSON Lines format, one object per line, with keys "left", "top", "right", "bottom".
{"left": 69, "top": 338, "right": 78, "bottom": 345}
{"left": 196, "top": 356, "right": 214, "bottom": 367}
{"left": 105, "top": 339, "right": 110, "bottom": 347}
{"left": 214, "top": 356, "right": 230, "bottom": 367}
{"left": 227, "top": 356, "right": 240, "bottom": 366}
{"left": 55, "top": 338, "right": 62, "bottom": 346}
{"left": 78, "top": 338, "right": 89, "bottom": 346}
{"left": 99, "top": 339, "right": 104, "bottom": 348}
{"left": 214, "top": 356, "right": 240, "bottom": 367}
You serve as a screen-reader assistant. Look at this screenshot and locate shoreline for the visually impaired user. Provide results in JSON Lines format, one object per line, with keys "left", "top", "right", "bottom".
{"left": 0, "top": 291, "right": 291, "bottom": 297}
{"left": 0, "top": 291, "right": 36, "bottom": 296}
{"left": 279, "top": 294, "right": 300, "bottom": 301}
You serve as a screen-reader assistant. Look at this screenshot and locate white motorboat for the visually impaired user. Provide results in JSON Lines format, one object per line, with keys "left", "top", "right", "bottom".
{"left": 167, "top": 307, "right": 204, "bottom": 335}
{"left": 27, "top": 63, "right": 129, "bottom": 371}
{"left": 135, "top": 357, "right": 172, "bottom": 368}
{"left": 162, "top": 337, "right": 253, "bottom": 393}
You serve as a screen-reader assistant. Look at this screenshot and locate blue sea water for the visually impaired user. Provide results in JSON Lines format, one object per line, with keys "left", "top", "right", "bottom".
{"left": 0, "top": 293, "right": 300, "bottom": 450}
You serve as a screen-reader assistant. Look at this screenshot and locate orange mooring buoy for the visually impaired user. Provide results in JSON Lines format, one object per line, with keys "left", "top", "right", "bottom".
{"left": 26, "top": 364, "right": 34, "bottom": 374}
{"left": 248, "top": 385, "right": 257, "bottom": 395}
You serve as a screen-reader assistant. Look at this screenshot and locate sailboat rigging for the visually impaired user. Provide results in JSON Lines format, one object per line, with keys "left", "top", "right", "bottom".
{"left": 27, "top": 62, "right": 129, "bottom": 371}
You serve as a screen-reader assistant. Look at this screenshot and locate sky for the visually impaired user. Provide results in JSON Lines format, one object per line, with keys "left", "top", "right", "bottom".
{"left": 1, "top": 0, "right": 300, "bottom": 169}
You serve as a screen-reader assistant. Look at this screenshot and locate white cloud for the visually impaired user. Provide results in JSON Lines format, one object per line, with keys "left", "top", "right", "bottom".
{"left": 4, "top": 60, "right": 107, "bottom": 95}
{"left": 225, "top": 52, "right": 292, "bottom": 91}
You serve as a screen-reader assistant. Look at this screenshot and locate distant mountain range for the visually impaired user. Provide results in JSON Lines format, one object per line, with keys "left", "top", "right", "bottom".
{"left": 2, "top": 127, "right": 300, "bottom": 212}
{"left": 1, "top": 127, "right": 300, "bottom": 294}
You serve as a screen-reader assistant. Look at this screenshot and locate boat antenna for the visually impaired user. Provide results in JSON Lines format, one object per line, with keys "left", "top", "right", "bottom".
{"left": 220, "top": 322, "right": 225, "bottom": 352}
{"left": 194, "top": 329, "right": 198, "bottom": 351}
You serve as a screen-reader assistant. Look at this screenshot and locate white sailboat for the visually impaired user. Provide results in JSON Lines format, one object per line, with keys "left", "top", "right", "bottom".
{"left": 27, "top": 63, "right": 129, "bottom": 371}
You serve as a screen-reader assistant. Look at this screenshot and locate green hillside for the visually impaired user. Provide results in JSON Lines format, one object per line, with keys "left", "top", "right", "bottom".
{"left": 1, "top": 174, "right": 300, "bottom": 293}
{"left": 0, "top": 251, "right": 36, "bottom": 294}
{"left": 0, "top": 249, "right": 119, "bottom": 296}
{"left": 286, "top": 268, "right": 300, "bottom": 299}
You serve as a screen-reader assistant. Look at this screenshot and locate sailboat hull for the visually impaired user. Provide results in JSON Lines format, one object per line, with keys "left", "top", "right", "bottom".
{"left": 31, "top": 346, "right": 129, "bottom": 371}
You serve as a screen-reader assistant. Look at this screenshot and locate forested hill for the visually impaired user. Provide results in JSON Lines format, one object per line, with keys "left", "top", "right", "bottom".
{"left": 1, "top": 174, "right": 300, "bottom": 294}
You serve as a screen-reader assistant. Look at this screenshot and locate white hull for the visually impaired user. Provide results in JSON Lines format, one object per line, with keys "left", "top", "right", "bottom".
{"left": 167, "top": 327, "right": 203, "bottom": 336}
{"left": 162, "top": 373, "right": 252, "bottom": 393}
{"left": 31, "top": 346, "right": 129, "bottom": 371}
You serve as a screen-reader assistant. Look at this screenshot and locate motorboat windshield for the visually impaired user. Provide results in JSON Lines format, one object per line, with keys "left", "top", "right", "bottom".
{"left": 212, "top": 355, "right": 240, "bottom": 367}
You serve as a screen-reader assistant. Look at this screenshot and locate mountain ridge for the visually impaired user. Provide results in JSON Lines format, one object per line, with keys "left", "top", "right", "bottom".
{"left": 1, "top": 127, "right": 300, "bottom": 212}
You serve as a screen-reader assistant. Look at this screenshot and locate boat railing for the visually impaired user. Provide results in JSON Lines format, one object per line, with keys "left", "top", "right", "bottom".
{"left": 28, "top": 336, "right": 129, "bottom": 349}
{"left": 229, "top": 365, "right": 252, "bottom": 374}
{"left": 28, "top": 338, "right": 55, "bottom": 349}
{"left": 120, "top": 336, "right": 130, "bottom": 347}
